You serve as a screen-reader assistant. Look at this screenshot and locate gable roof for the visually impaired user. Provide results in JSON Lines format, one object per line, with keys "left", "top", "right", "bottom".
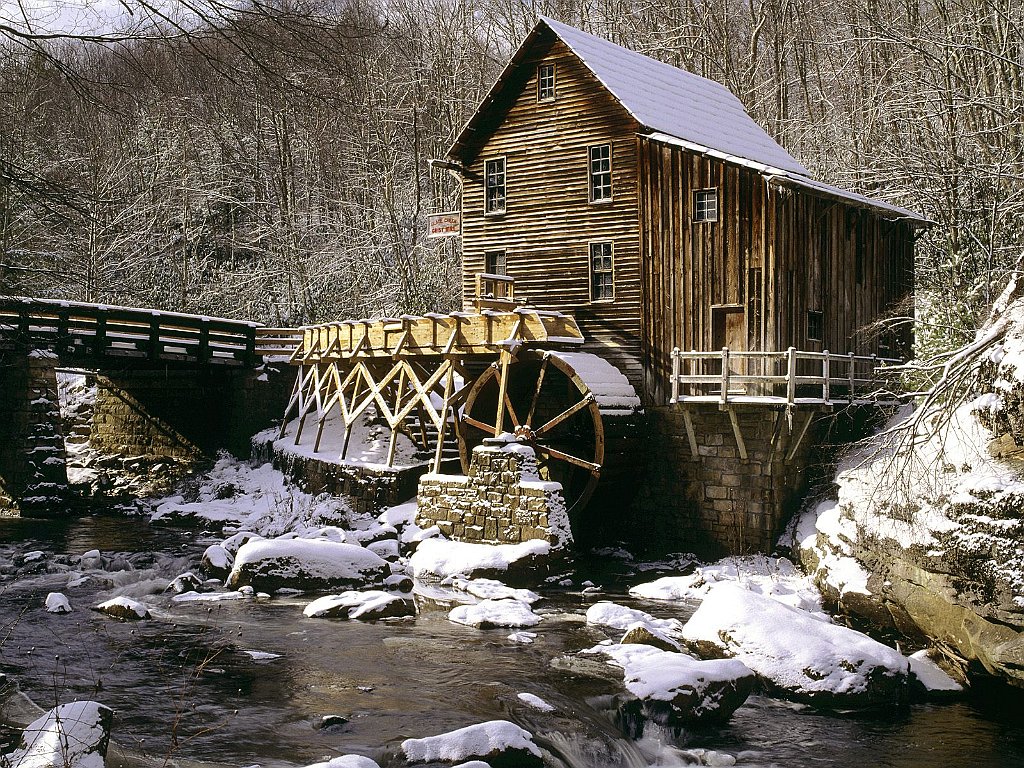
{"left": 448, "top": 17, "right": 930, "bottom": 224}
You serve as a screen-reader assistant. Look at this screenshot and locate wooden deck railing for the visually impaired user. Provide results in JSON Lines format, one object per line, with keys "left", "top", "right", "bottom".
{"left": 669, "top": 347, "right": 903, "bottom": 406}
{"left": 473, "top": 272, "right": 516, "bottom": 311}
{"left": 0, "top": 296, "right": 274, "bottom": 365}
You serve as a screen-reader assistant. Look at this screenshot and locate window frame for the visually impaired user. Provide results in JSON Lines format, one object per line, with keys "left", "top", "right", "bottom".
{"left": 484, "top": 156, "right": 507, "bottom": 215}
{"left": 807, "top": 309, "right": 824, "bottom": 343}
{"left": 588, "top": 241, "right": 615, "bottom": 302}
{"left": 484, "top": 249, "right": 506, "bottom": 276}
{"left": 693, "top": 188, "right": 719, "bottom": 223}
{"left": 537, "top": 63, "right": 556, "bottom": 102}
{"left": 588, "top": 144, "right": 613, "bottom": 204}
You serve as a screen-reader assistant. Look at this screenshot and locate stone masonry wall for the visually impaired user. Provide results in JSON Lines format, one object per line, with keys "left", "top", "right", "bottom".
{"left": 416, "top": 438, "right": 571, "bottom": 547}
{"left": 0, "top": 351, "right": 69, "bottom": 516}
{"left": 631, "top": 404, "right": 825, "bottom": 556}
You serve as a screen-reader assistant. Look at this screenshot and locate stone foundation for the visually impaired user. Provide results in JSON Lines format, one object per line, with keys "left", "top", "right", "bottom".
{"left": 416, "top": 438, "right": 570, "bottom": 547}
{"left": 0, "top": 351, "right": 69, "bottom": 515}
{"left": 631, "top": 403, "right": 829, "bottom": 556}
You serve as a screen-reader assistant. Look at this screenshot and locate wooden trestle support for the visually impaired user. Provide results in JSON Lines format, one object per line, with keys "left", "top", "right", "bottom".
{"left": 278, "top": 309, "right": 643, "bottom": 515}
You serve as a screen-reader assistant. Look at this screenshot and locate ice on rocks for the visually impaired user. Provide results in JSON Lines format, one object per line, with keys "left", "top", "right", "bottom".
{"left": 681, "top": 582, "right": 909, "bottom": 707}
{"left": 448, "top": 598, "right": 542, "bottom": 629}
{"left": 7, "top": 701, "right": 113, "bottom": 768}
{"left": 227, "top": 537, "right": 389, "bottom": 592}
{"left": 401, "top": 719, "right": 543, "bottom": 767}
{"left": 507, "top": 631, "right": 537, "bottom": 644}
{"left": 517, "top": 692, "right": 555, "bottom": 711}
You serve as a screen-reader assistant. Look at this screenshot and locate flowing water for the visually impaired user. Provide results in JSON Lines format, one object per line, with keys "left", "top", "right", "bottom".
{"left": 2, "top": 514, "right": 1024, "bottom": 768}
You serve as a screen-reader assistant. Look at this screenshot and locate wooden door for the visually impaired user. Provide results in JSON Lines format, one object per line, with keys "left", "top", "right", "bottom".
{"left": 712, "top": 305, "right": 746, "bottom": 352}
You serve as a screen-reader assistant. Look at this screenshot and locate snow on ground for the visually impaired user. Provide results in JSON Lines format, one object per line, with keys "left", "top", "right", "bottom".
{"left": 409, "top": 538, "right": 550, "bottom": 580}
{"left": 401, "top": 720, "right": 543, "bottom": 764}
{"left": 630, "top": 555, "right": 826, "bottom": 615}
{"left": 254, "top": 407, "right": 423, "bottom": 470}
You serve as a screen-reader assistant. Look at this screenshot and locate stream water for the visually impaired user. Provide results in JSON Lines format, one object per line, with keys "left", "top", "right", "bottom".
{"left": 3, "top": 513, "right": 1024, "bottom": 768}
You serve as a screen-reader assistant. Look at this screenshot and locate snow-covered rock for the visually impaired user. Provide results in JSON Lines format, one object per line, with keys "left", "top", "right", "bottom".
{"left": 620, "top": 623, "right": 681, "bottom": 652}
{"left": 908, "top": 649, "right": 964, "bottom": 700}
{"left": 7, "top": 701, "right": 113, "bottom": 768}
{"left": 585, "top": 601, "right": 683, "bottom": 637}
{"left": 166, "top": 572, "right": 204, "bottom": 594}
{"left": 451, "top": 577, "right": 541, "bottom": 604}
{"left": 200, "top": 545, "right": 234, "bottom": 580}
{"left": 401, "top": 720, "right": 543, "bottom": 767}
{"left": 681, "top": 582, "right": 908, "bottom": 708}
{"left": 303, "top": 591, "right": 416, "bottom": 621}
{"left": 409, "top": 538, "right": 552, "bottom": 584}
{"left": 516, "top": 692, "right": 555, "bottom": 712}
{"left": 45, "top": 592, "right": 72, "bottom": 614}
{"left": 227, "top": 537, "right": 389, "bottom": 592}
{"left": 92, "top": 596, "right": 151, "bottom": 621}
{"left": 301, "top": 755, "right": 381, "bottom": 768}
{"left": 448, "top": 599, "right": 542, "bottom": 629}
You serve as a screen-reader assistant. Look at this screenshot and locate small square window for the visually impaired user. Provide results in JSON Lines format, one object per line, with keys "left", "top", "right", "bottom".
{"left": 693, "top": 188, "right": 718, "bottom": 222}
{"left": 807, "top": 310, "right": 824, "bottom": 342}
{"left": 484, "top": 158, "right": 505, "bottom": 214}
{"left": 590, "top": 242, "right": 614, "bottom": 301}
{"left": 485, "top": 250, "right": 506, "bottom": 276}
{"left": 589, "top": 145, "right": 612, "bottom": 202}
{"left": 537, "top": 63, "right": 555, "bottom": 101}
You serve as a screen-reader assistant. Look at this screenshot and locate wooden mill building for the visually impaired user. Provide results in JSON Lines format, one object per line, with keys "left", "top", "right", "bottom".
{"left": 441, "top": 17, "right": 930, "bottom": 553}
{"left": 446, "top": 16, "right": 928, "bottom": 406}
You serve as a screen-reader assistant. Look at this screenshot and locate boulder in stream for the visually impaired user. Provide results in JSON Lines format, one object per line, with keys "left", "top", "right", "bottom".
{"left": 92, "top": 596, "right": 151, "bottom": 621}
{"left": 303, "top": 591, "right": 416, "bottom": 621}
{"left": 227, "top": 537, "right": 389, "bottom": 592}
{"left": 44, "top": 592, "right": 72, "bottom": 614}
{"left": 200, "top": 545, "right": 234, "bottom": 580}
{"left": 401, "top": 719, "right": 543, "bottom": 767}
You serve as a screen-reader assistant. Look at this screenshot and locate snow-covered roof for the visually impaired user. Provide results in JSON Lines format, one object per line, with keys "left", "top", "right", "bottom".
{"left": 448, "top": 17, "right": 930, "bottom": 224}
{"left": 537, "top": 17, "right": 808, "bottom": 176}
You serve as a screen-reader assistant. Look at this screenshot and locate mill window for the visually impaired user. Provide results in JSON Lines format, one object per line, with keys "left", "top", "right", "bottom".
{"left": 537, "top": 63, "right": 556, "bottom": 101}
{"left": 590, "top": 242, "right": 614, "bottom": 301}
{"left": 589, "top": 144, "right": 612, "bottom": 202}
{"left": 484, "top": 157, "right": 506, "bottom": 214}
{"left": 693, "top": 188, "right": 719, "bottom": 222}
{"left": 485, "top": 250, "right": 506, "bottom": 276}
{"left": 807, "top": 310, "right": 824, "bottom": 343}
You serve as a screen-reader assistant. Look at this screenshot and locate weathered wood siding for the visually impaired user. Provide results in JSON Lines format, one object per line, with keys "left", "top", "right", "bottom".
{"left": 459, "top": 35, "right": 643, "bottom": 390}
{"left": 639, "top": 136, "right": 915, "bottom": 405}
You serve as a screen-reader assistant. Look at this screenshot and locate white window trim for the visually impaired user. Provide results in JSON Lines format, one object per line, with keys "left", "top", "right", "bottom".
{"left": 537, "top": 63, "right": 556, "bottom": 102}
{"left": 588, "top": 144, "right": 613, "bottom": 204}
{"left": 484, "top": 155, "right": 507, "bottom": 216}
{"left": 588, "top": 240, "right": 615, "bottom": 303}
{"left": 693, "top": 187, "right": 719, "bottom": 223}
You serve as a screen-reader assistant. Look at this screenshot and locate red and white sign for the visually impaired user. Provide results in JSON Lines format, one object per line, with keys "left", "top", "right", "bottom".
{"left": 427, "top": 211, "right": 461, "bottom": 239}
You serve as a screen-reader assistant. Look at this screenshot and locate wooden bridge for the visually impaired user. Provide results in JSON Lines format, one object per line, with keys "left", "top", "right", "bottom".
{"left": 0, "top": 296, "right": 299, "bottom": 517}
{"left": 0, "top": 296, "right": 299, "bottom": 366}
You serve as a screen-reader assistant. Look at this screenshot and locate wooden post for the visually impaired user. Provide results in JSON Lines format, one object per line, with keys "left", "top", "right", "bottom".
{"left": 822, "top": 350, "right": 831, "bottom": 403}
{"left": 433, "top": 365, "right": 455, "bottom": 474}
{"left": 198, "top": 318, "right": 210, "bottom": 364}
{"left": 720, "top": 347, "right": 730, "bottom": 407}
{"left": 786, "top": 347, "right": 797, "bottom": 405}
{"left": 148, "top": 315, "right": 160, "bottom": 361}
{"left": 495, "top": 350, "right": 511, "bottom": 436}
{"left": 848, "top": 351, "right": 856, "bottom": 401}
{"left": 244, "top": 326, "right": 257, "bottom": 365}
{"left": 670, "top": 347, "right": 680, "bottom": 404}
{"left": 386, "top": 366, "right": 406, "bottom": 466}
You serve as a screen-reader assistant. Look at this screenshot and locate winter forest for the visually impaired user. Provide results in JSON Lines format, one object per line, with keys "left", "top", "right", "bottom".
{"left": 1, "top": 0, "right": 1021, "bottom": 356}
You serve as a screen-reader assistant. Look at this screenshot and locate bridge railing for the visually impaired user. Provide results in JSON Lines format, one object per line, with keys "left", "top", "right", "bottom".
{"left": 0, "top": 296, "right": 266, "bottom": 365}
{"left": 669, "top": 347, "right": 904, "bottom": 406}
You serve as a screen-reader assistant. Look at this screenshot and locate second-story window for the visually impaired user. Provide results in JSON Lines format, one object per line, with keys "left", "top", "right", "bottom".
{"left": 485, "top": 157, "right": 506, "bottom": 214}
{"left": 589, "top": 144, "right": 612, "bottom": 202}
{"left": 537, "top": 63, "right": 556, "bottom": 101}
{"left": 693, "top": 188, "right": 719, "bottom": 222}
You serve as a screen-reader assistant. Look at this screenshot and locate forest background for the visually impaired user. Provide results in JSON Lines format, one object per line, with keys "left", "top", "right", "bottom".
{"left": 1, "top": 0, "right": 1020, "bottom": 358}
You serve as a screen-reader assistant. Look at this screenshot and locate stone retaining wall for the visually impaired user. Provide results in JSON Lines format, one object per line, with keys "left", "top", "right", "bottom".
{"left": 416, "top": 439, "right": 571, "bottom": 547}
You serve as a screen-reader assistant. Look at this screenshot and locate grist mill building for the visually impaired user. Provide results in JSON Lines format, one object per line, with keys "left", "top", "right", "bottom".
{"left": 441, "top": 17, "right": 930, "bottom": 552}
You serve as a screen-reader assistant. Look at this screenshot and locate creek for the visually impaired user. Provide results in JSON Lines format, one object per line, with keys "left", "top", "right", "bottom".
{"left": 2, "top": 513, "right": 1024, "bottom": 768}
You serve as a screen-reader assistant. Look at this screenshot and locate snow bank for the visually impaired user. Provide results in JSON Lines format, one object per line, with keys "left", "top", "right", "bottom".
{"left": 682, "top": 582, "right": 908, "bottom": 707}
{"left": 401, "top": 720, "right": 543, "bottom": 766}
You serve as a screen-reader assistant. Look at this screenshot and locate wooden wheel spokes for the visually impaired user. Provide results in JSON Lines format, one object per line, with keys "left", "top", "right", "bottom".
{"left": 535, "top": 392, "right": 594, "bottom": 437}
{"left": 528, "top": 441, "right": 601, "bottom": 473}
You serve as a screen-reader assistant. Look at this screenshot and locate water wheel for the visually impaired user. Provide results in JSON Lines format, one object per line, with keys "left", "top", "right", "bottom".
{"left": 458, "top": 350, "right": 642, "bottom": 518}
